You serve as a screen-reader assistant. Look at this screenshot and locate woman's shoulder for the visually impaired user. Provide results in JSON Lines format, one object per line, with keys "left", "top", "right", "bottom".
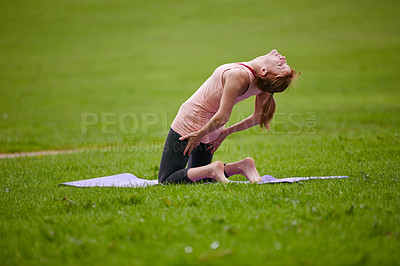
{"left": 215, "top": 63, "right": 247, "bottom": 76}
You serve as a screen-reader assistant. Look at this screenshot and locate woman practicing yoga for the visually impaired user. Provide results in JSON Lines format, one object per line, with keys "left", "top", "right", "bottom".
{"left": 158, "top": 49, "right": 298, "bottom": 184}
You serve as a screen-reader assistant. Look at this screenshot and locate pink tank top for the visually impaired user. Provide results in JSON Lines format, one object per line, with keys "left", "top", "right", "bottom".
{"left": 171, "top": 63, "right": 262, "bottom": 143}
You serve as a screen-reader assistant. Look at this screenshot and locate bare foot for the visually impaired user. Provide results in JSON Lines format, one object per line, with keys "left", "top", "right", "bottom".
{"left": 209, "top": 161, "right": 230, "bottom": 184}
{"left": 187, "top": 161, "right": 230, "bottom": 184}
{"left": 237, "top": 157, "right": 262, "bottom": 183}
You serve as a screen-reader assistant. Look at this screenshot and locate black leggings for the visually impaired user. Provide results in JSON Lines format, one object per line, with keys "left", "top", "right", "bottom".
{"left": 158, "top": 128, "right": 215, "bottom": 184}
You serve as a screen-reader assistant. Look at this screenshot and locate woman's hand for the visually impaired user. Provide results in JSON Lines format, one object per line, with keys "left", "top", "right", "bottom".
{"left": 179, "top": 131, "right": 204, "bottom": 156}
{"left": 207, "top": 130, "right": 228, "bottom": 154}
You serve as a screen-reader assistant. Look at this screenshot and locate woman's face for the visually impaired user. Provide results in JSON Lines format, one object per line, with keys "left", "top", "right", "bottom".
{"left": 262, "top": 49, "right": 290, "bottom": 76}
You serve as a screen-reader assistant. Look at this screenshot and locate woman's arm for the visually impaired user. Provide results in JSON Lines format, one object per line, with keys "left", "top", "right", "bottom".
{"left": 224, "top": 91, "right": 270, "bottom": 135}
{"left": 207, "top": 91, "right": 271, "bottom": 153}
{"left": 224, "top": 114, "right": 259, "bottom": 135}
{"left": 179, "top": 68, "right": 249, "bottom": 155}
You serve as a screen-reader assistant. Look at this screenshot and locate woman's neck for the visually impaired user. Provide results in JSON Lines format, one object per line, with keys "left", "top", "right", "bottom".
{"left": 244, "top": 60, "right": 262, "bottom": 76}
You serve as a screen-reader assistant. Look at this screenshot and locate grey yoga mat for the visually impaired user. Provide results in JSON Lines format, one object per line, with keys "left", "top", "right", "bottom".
{"left": 59, "top": 173, "right": 348, "bottom": 188}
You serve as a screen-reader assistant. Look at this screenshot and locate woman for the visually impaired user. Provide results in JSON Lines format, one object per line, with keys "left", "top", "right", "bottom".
{"left": 158, "top": 49, "right": 298, "bottom": 184}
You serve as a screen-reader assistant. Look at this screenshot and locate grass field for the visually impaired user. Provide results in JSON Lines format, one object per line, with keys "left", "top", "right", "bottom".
{"left": 1, "top": 0, "right": 399, "bottom": 265}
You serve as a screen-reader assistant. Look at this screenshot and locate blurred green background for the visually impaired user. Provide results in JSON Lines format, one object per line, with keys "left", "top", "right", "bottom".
{"left": 1, "top": 0, "right": 399, "bottom": 153}
{"left": 1, "top": 1, "right": 400, "bottom": 265}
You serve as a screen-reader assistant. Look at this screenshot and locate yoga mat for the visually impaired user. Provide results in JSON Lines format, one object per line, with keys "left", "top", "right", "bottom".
{"left": 59, "top": 173, "right": 348, "bottom": 188}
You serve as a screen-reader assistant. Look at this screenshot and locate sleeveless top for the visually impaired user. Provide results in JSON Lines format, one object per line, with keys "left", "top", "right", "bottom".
{"left": 171, "top": 63, "right": 262, "bottom": 143}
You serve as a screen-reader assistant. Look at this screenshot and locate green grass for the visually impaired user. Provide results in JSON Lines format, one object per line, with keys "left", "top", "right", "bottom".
{"left": 0, "top": 0, "right": 399, "bottom": 265}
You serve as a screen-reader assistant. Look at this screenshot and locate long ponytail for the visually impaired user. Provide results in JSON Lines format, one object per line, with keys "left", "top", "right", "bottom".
{"left": 260, "top": 93, "right": 276, "bottom": 128}
{"left": 256, "top": 67, "right": 299, "bottom": 128}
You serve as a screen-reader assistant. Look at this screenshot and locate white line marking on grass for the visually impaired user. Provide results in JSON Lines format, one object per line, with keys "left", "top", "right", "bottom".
{"left": 0, "top": 149, "right": 84, "bottom": 159}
